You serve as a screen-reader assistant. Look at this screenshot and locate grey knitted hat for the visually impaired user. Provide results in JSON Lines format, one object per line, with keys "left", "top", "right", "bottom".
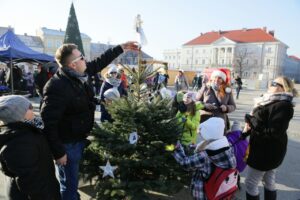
{"left": 0, "top": 95, "right": 31, "bottom": 124}
{"left": 231, "top": 121, "right": 241, "bottom": 132}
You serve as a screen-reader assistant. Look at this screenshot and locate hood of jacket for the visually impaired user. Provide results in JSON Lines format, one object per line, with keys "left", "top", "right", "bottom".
{"left": 0, "top": 122, "right": 39, "bottom": 149}
{"left": 195, "top": 102, "right": 204, "bottom": 111}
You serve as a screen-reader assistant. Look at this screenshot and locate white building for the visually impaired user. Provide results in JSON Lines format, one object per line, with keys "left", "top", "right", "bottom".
{"left": 163, "top": 27, "right": 289, "bottom": 81}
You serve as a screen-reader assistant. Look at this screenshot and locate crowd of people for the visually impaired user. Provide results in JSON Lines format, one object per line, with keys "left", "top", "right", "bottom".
{"left": 0, "top": 40, "right": 298, "bottom": 200}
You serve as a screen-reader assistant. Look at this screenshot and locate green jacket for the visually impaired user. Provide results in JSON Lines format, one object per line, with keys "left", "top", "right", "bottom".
{"left": 176, "top": 102, "right": 204, "bottom": 145}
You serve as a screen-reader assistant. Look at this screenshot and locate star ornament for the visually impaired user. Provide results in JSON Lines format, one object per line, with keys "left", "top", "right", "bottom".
{"left": 100, "top": 160, "right": 118, "bottom": 178}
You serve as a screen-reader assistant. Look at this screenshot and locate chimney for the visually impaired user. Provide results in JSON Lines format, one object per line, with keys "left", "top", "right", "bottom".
{"left": 218, "top": 30, "right": 222, "bottom": 34}
{"left": 263, "top": 26, "right": 267, "bottom": 32}
{"left": 59, "top": 28, "right": 62, "bottom": 32}
{"left": 24, "top": 33, "right": 27, "bottom": 36}
{"left": 242, "top": 28, "right": 247, "bottom": 32}
{"left": 268, "top": 30, "right": 275, "bottom": 37}
{"left": 200, "top": 32, "right": 203, "bottom": 36}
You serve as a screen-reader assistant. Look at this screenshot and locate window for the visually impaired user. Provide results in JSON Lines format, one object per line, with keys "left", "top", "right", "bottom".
{"left": 254, "top": 59, "right": 258, "bottom": 65}
{"left": 195, "top": 59, "right": 198, "bottom": 64}
{"left": 186, "top": 60, "right": 189, "bottom": 64}
{"left": 173, "top": 56, "right": 175, "bottom": 59}
{"left": 266, "top": 59, "right": 271, "bottom": 66}
{"left": 56, "top": 40, "right": 61, "bottom": 48}
{"left": 202, "top": 59, "right": 205, "bottom": 64}
{"left": 222, "top": 59, "right": 224, "bottom": 64}
{"left": 195, "top": 50, "right": 199, "bottom": 54}
{"left": 203, "top": 49, "right": 206, "bottom": 53}
{"left": 187, "top": 50, "right": 190, "bottom": 54}
{"left": 246, "top": 59, "right": 249, "bottom": 65}
{"left": 267, "top": 47, "right": 272, "bottom": 53}
{"left": 47, "top": 40, "right": 52, "bottom": 48}
{"left": 221, "top": 48, "right": 225, "bottom": 53}
{"left": 227, "top": 48, "right": 232, "bottom": 53}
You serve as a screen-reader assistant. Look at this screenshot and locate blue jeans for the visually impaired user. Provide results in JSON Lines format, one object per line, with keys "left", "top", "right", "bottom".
{"left": 56, "top": 141, "right": 85, "bottom": 200}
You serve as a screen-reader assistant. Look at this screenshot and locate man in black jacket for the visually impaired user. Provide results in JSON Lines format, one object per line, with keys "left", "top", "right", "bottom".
{"left": 40, "top": 42, "right": 138, "bottom": 200}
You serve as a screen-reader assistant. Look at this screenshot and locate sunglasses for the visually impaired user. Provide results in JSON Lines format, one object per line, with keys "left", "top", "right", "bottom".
{"left": 110, "top": 72, "right": 117, "bottom": 74}
{"left": 270, "top": 81, "right": 283, "bottom": 88}
{"left": 71, "top": 54, "right": 85, "bottom": 63}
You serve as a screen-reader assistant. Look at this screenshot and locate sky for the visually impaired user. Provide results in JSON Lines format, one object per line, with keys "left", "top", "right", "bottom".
{"left": 1, "top": 0, "right": 300, "bottom": 60}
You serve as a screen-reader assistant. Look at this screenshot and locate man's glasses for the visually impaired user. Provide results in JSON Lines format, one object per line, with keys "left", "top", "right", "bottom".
{"left": 71, "top": 54, "right": 85, "bottom": 63}
{"left": 270, "top": 81, "right": 283, "bottom": 88}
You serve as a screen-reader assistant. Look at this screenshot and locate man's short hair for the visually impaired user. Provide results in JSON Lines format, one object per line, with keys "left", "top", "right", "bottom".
{"left": 55, "top": 44, "right": 78, "bottom": 67}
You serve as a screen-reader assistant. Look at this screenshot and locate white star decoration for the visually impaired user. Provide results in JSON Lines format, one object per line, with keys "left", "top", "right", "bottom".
{"left": 100, "top": 160, "right": 118, "bottom": 178}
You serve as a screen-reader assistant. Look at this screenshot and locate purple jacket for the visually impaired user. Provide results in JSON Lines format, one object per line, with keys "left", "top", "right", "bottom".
{"left": 226, "top": 130, "right": 248, "bottom": 172}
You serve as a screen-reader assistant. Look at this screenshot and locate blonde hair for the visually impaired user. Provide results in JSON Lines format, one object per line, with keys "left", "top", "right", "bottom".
{"left": 278, "top": 76, "right": 299, "bottom": 97}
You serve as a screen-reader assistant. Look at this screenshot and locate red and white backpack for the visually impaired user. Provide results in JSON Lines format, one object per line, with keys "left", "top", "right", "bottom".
{"left": 204, "top": 166, "right": 239, "bottom": 200}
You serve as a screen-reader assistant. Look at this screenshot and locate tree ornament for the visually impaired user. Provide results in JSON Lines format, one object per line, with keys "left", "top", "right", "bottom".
{"left": 129, "top": 131, "right": 139, "bottom": 144}
{"left": 100, "top": 160, "right": 118, "bottom": 178}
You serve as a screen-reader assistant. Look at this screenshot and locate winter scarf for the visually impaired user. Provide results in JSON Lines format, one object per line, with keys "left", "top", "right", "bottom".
{"left": 62, "top": 67, "right": 88, "bottom": 83}
{"left": 254, "top": 92, "right": 293, "bottom": 108}
{"left": 106, "top": 77, "right": 121, "bottom": 87}
{"left": 24, "top": 117, "right": 44, "bottom": 130}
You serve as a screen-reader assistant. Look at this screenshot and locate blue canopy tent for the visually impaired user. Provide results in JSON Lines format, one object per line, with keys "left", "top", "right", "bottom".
{"left": 0, "top": 29, "right": 54, "bottom": 93}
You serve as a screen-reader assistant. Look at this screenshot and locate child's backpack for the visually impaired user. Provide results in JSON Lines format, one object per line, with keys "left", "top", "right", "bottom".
{"left": 204, "top": 165, "right": 239, "bottom": 200}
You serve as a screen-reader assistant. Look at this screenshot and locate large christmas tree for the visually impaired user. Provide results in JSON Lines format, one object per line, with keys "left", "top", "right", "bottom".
{"left": 64, "top": 2, "right": 85, "bottom": 55}
{"left": 80, "top": 51, "right": 188, "bottom": 200}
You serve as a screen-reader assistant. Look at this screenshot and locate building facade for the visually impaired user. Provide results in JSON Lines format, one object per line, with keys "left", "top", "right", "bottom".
{"left": 283, "top": 56, "right": 300, "bottom": 83}
{"left": 91, "top": 42, "right": 153, "bottom": 65}
{"left": 163, "top": 27, "right": 289, "bottom": 80}
{"left": 36, "top": 27, "right": 92, "bottom": 60}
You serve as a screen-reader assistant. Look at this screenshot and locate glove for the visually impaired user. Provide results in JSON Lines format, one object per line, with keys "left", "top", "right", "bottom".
{"left": 181, "top": 117, "right": 187, "bottom": 123}
{"left": 240, "top": 131, "right": 250, "bottom": 140}
{"left": 204, "top": 103, "right": 217, "bottom": 110}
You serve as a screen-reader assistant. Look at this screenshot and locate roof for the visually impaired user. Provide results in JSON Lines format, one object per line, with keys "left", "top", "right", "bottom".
{"left": 17, "top": 35, "right": 44, "bottom": 48}
{"left": 289, "top": 55, "right": 300, "bottom": 61}
{"left": 0, "top": 29, "right": 54, "bottom": 62}
{"left": 0, "top": 27, "right": 14, "bottom": 36}
{"left": 40, "top": 27, "right": 91, "bottom": 40}
{"left": 184, "top": 28, "right": 278, "bottom": 46}
{"left": 91, "top": 42, "right": 153, "bottom": 59}
{"left": 91, "top": 43, "right": 114, "bottom": 53}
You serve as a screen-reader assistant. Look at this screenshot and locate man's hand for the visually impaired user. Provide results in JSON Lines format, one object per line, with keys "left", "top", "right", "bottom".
{"left": 220, "top": 105, "right": 227, "bottom": 112}
{"left": 56, "top": 154, "right": 67, "bottom": 166}
{"left": 121, "top": 41, "right": 139, "bottom": 52}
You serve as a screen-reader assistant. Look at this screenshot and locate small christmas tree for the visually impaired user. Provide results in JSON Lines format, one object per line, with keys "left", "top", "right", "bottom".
{"left": 64, "top": 2, "right": 85, "bottom": 55}
{"left": 81, "top": 51, "right": 188, "bottom": 199}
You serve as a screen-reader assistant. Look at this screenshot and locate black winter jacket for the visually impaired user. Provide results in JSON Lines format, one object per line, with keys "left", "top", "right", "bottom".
{"left": 41, "top": 45, "right": 123, "bottom": 159}
{"left": 246, "top": 100, "right": 294, "bottom": 171}
{"left": 0, "top": 122, "right": 60, "bottom": 200}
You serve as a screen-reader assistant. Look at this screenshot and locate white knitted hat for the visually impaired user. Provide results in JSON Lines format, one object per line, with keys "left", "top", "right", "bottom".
{"left": 104, "top": 88, "right": 120, "bottom": 101}
{"left": 197, "top": 117, "right": 229, "bottom": 150}
{"left": 108, "top": 65, "right": 118, "bottom": 74}
{"left": 211, "top": 69, "right": 227, "bottom": 82}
